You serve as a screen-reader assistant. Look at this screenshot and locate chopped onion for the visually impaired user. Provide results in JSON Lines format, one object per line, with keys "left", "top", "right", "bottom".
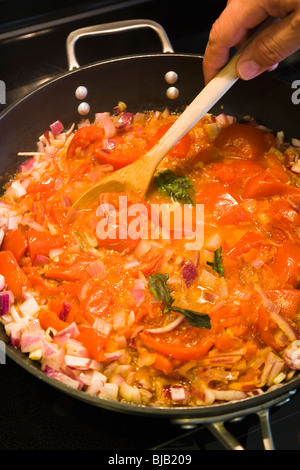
{"left": 113, "top": 309, "right": 126, "bottom": 330}
{"left": 50, "top": 120, "right": 64, "bottom": 137}
{"left": 86, "top": 259, "right": 106, "bottom": 279}
{"left": 145, "top": 314, "right": 184, "bottom": 333}
{"left": 0, "top": 292, "right": 11, "bottom": 316}
{"left": 119, "top": 381, "right": 141, "bottom": 404}
{"left": 170, "top": 386, "right": 188, "bottom": 403}
{"left": 93, "top": 317, "right": 112, "bottom": 336}
{"left": 11, "top": 180, "right": 26, "bottom": 198}
{"left": 19, "top": 296, "right": 40, "bottom": 316}
{"left": 45, "top": 365, "right": 82, "bottom": 390}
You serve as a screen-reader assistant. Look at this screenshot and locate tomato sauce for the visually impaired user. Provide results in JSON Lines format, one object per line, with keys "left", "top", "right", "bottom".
{"left": 1, "top": 108, "right": 300, "bottom": 407}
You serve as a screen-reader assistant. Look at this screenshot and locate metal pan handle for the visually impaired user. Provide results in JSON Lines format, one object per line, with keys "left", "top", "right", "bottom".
{"left": 66, "top": 19, "right": 174, "bottom": 71}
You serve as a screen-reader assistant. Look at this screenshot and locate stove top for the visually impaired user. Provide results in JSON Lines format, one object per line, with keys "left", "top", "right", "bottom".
{"left": 0, "top": 0, "right": 300, "bottom": 452}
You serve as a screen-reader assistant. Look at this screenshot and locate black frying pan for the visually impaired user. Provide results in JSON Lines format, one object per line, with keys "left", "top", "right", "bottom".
{"left": 0, "top": 19, "right": 299, "bottom": 449}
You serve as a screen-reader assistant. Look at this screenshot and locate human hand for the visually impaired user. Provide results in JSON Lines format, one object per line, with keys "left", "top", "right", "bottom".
{"left": 203, "top": 0, "right": 300, "bottom": 83}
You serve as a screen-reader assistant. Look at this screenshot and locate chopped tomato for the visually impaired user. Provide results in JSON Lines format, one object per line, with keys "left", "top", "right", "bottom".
{"left": 147, "top": 123, "right": 192, "bottom": 159}
{"left": 243, "top": 173, "right": 300, "bottom": 199}
{"left": 214, "top": 123, "right": 270, "bottom": 159}
{"left": 96, "top": 192, "right": 152, "bottom": 253}
{"left": 152, "top": 353, "right": 174, "bottom": 375}
{"left": 26, "top": 229, "right": 65, "bottom": 263}
{"left": 270, "top": 241, "right": 300, "bottom": 287}
{"left": 45, "top": 254, "right": 95, "bottom": 282}
{"left": 0, "top": 251, "right": 31, "bottom": 300}
{"left": 39, "top": 307, "right": 69, "bottom": 332}
{"left": 266, "top": 289, "right": 300, "bottom": 319}
{"left": 227, "top": 231, "right": 271, "bottom": 258}
{"left": 26, "top": 176, "right": 56, "bottom": 195}
{"left": 2, "top": 229, "right": 28, "bottom": 263}
{"left": 67, "top": 125, "right": 104, "bottom": 159}
{"left": 139, "top": 331, "right": 214, "bottom": 361}
{"left": 204, "top": 159, "right": 265, "bottom": 186}
{"left": 77, "top": 326, "right": 108, "bottom": 361}
{"left": 197, "top": 183, "right": 248, "bottom": 225}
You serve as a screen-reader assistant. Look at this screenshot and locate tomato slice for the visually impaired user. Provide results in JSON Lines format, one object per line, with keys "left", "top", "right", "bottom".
{"left": 0, "top": 251, "right": 31, "bottom": 300}
{"left": 67, "top": 125, "right": 104, "bottom": 159}
{"left": 39, "top": 307, "right": 69, "bottom": 332}
{"left": 271, "top": 241, "right": 300, "bottom": 288}
{"left": 266, "top": 289, "right": 300, "bottom": 319}
{"left": 26, "top": 229, "right": 65, "bottom": 263}
{"left": 2, "top": 229, "right": 28, "bottom": 263}
{"left": 197, "top": 183, "right": 248, "bottom": 225}
{"left": 139, "top": 331, "right": 214, "bottom": 361}
{"left": 227, "top": 231, "right": 271, "bottom": 258}
{"left": 96, "top": 192, "right": 152, "bottom": 253}
{"left": 214, "top": 123, "right": 270, "bottom": 159}
{"left": 147, "top": 123, "right": 192, "bottom": 159}
{"left": 243, "top": 174, "right": 300, "bottom": 199}
{"left": 77, "top": 326, "right": 109, "bottom": 362}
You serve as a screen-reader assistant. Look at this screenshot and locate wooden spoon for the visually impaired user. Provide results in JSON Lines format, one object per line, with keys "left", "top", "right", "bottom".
{"left": 72, "top": 17, "right": 275, "bottom": 211}
{"left": 72, "top": 53, "right": 242, "bottom": 210}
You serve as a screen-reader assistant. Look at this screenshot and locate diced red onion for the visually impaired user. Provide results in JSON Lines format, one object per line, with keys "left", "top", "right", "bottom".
{"left": 44, "top": 365, "right": 82, "bottom": 390}
{"left": 130, "top": 286, "right": 145, "bottom": 307}
{"left": 0, "top": 292, "right": 11, "bottom": 316}
{"left": 50, "top": 120, "right": 64, "bottom": 137}
{"left": 93, "top": 317, "right": 112, "bottom": 336}
{"left": 19, "top": 296, "right": 40, "bottom": 316}
{"left": 170, "top": 386, "right": 188, "bottom": 403}
{"left": 270, "top": 310, "right": 299, "bottom": 341}
{"left": 64, "top": 355, "right": 92, "bottom": 369}
{"left": 56, "top": 322, "right": 80, "bottom": 339}
{"left": 86, "top": 259, "right": 106, "bottom": 279}
{"left": 95, "top": 112, "right": 116, "bottom": 138}
{"left": 113, "top": 309, "right": 126, "bottom": 330}
{"left": 182, "top": 261, "right": 198, "bottom": 287}
{"left": 59, "top": 302, "right": 71, "bottom": 321}
{"left": 0, "top": 274, "right": 6, "bottom": 291}
{"left": 119, "top": 381, "right": 141, "bottom": 404}
{"left": 33, "top": 254, "right": 50, "bottom": 266}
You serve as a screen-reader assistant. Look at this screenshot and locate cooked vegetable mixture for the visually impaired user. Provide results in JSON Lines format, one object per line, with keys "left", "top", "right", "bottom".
{"left": 1, "top": 106, "right": 300, "bottom": 407}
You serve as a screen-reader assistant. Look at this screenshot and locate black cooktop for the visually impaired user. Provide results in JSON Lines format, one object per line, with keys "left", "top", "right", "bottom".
{"left": 0, "top": 0, "right": 300, "bottom": 452}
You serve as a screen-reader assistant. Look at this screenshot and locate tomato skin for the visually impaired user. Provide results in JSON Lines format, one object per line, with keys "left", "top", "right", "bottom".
{"left": 197, "top": 183, "right": 248, "bottom": 225}
{"left": 266, "top": 289, "right": 300, "bottom": 320}
{"left": 39, "top": 307, "right": 69, "bottom": 332}
{"left": 0, "top": 251, "right": 31, "bottom": 300}
{"left": 243, "top": 174, "right": 300, "bottom": 199}
{"left": 67, "top": 125, "right": 104, "bottom": 159}
{"left": 271, "top": 241, "right": 300, "bottom": 288}
{"left": 147, "top": 123, "right": 192, "bottom": 159}
{"left": 2, "top": 229, "right": 28, "bottom": 263}
{"left": 205, "top": 159, "right": 265, "bottom": 186}
{"left": 227, "top": 231, "right": 270, "bottom": 258}
{"left": 77, "top": 326, "right": 108, "bottom": 362}
{"left": 26, "top": 229, "right": 65, "bottom": 263}
{"left": 214, "top": 123, "right": 270, "bottom": 159}
{"left": 96, "top": 192, "right": 152, "bottom": 253}
{"left": 139, "top": 332, "right": 214, "bottom": 361}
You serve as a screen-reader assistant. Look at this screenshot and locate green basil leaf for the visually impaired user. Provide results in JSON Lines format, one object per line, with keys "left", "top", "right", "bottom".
{"left": 207, "top": 246, "right": 224, "bottom": 277}
{"left": 148, "top": 273, "right": 211, "bottom": 329}
{"left": 154, "top": 169, "right": 195, "bottom": 205}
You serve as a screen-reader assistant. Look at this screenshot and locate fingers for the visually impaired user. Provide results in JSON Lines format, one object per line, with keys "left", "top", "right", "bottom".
{"left": 236, "top": 12, "right": 300, "bottom": 79}
{"left": 203, "top": 0, "right": 300, "bottom": 83}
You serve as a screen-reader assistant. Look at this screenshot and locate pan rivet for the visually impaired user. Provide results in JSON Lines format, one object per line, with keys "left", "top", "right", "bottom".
{"left": 166, "top": 86, "right": 179, "bottom": 100}
{"left": 165, "top": 71, "right": 178, "bottom": 84}
{"left": 78, "top": 102, "right": 90, "bottom": 115}
{"left": 75, "top": 86, "right": 88, "bottom": 100}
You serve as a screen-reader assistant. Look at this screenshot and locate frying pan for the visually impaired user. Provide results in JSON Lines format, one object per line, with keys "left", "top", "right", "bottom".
{"left": 0, "top": 19, "right": 299, "bottom": 450}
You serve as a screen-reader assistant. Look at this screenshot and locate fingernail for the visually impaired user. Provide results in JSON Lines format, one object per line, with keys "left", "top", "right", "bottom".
{"left": 237, "top": 60, "right": 260, "bottom": 80}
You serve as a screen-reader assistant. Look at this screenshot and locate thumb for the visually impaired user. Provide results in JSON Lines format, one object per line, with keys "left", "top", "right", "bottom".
{"left": 236, "top": 13, "right": 300, "bottom": 80}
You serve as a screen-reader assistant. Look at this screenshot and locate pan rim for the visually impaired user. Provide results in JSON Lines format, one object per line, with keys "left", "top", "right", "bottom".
{"left": 0, "top": 50, "right": 299, "bottom": 420}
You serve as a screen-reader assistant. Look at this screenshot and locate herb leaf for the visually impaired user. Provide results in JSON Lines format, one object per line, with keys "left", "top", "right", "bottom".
{"left": 207, "top": 247, "right": 224, "bottom": 277}
{"left": 149, "top": 273, "right": 211, "bottom": 329}
{"left": 154, "top": 169, "right": 195, "bottom": 205}
{"left": 149, "top": 273, "right": 174, "bottom": 307}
